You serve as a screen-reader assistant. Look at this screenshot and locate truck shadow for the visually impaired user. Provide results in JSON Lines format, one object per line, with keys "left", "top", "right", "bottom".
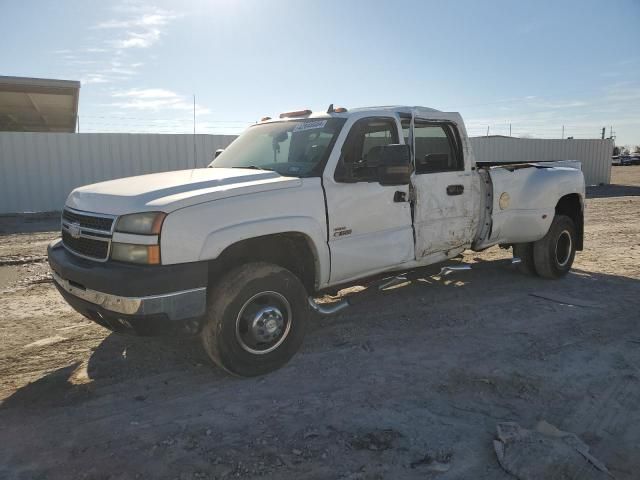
{"left": 307, "top": 260, "right": 640, "bottom": 335}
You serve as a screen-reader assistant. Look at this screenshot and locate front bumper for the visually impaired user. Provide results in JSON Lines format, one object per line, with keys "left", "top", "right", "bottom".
{"left": 48, "top": 240, "right": 208, "bottom": 335}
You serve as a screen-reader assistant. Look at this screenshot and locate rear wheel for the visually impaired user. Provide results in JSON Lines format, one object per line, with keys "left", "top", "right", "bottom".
{"left": 512, "top": 243, "right": 537, "bottom": 276}
{"left": 201, "top": 262, "right": 308, "bottom": 377}
{"left": 533, "top": 215, "right": 577, "bottom": 279}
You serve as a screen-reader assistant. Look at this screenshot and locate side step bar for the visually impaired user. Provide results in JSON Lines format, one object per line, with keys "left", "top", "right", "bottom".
{"left": 308, "top": 297, "right": 350, "bottom": 315}
{"left": 308, "top": 257, "right": 521, "bottom": 316}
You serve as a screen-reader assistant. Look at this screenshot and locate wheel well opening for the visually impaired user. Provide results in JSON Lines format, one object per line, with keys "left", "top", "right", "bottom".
{"left": 208, "top": 233, "right": 317, "bottom": 293}
{"left": 555, "top": 194, "right": 584, "bottom": 250}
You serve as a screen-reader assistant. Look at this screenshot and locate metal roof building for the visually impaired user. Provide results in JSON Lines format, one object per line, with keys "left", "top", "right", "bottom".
{"left": 0, "top": 76, "right": 80, "bottom": 133}
{"left": 470, "top": 136, "right": 613, "bottom": 186}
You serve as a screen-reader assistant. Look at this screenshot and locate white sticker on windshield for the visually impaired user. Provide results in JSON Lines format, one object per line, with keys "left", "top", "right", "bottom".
{"left": 292, "top": 120, "right": 327, "bottom": 132}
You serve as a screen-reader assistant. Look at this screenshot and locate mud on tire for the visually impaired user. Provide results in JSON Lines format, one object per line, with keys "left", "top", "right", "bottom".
{"left": 201, "top": 262, "right": 308, "bottom": 377}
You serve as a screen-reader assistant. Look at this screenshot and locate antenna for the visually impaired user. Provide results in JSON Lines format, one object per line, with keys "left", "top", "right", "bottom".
{"left": 193, "top": 94, "right": 196, "bottom": 168}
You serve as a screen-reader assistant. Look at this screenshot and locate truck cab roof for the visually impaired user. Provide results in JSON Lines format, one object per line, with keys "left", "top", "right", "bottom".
{"left": 270, "top": 105, "right": 450, "bottom": 121}
{"left": 264, "top": 106, "right": 466, "bottom": 134}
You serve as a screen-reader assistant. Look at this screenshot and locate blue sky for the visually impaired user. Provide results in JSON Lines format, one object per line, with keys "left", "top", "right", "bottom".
{"left": 2, "top": 0, "right": 639, "bottom": 146}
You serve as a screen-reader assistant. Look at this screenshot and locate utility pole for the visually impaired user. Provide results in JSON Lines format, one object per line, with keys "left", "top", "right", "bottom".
{"left": 561, "top": 125, "right": 564, "bottom": 139}
{"left": 486, "top": 126, "right": 490, "bottom": 136}
{"left": 509, "top": 123, "right": 512, "bottom": 137}
{"left": 601, "top": 127, "right": 605, "bottom": 140}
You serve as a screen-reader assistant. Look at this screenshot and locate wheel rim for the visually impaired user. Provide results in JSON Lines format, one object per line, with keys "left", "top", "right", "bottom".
{"left": 555, "top": 230, "right": 572, "bottom": 267}
{"left": 235, "top": 291, "right": 292, "bottom": 355}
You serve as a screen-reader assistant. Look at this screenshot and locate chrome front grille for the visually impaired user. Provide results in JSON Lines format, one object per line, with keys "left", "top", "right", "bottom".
{"left": 62, "top": 209, "right": 114, "bottom": 231}
{"left": 61, "top": 208, "right": 116, "bottom": 261}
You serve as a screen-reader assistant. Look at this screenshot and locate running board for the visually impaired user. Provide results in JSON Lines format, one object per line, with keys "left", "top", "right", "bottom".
{"left": 308, "top": 274, "right": 408, "bottom": 315}
{"left": 308, "top": 297, "right": 350, "bottom": 315}
{"left": 434, "top": 257, "right": 520, "bottom": 277}
{"left": 308, "top": 258, "right": 521, "bottom": 316}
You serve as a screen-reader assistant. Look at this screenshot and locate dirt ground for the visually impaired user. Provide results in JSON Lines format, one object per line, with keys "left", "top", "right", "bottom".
{"left": 1, "top": 166, "right": 639, "bottom": 480}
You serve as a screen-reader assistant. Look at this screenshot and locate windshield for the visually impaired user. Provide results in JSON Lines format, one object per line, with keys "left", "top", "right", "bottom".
{"left": 210, "top": 118, "right": 346, "bottom": 177}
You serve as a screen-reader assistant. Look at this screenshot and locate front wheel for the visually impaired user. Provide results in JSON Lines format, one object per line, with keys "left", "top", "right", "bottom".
{"left": 201, "top": 262, "right": 309, "bottom": 377}
{"left": 533, "top": 214, "right": 577, "bottom": 279}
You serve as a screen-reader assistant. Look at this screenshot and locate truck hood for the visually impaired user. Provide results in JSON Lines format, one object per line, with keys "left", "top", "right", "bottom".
{"left": 66, "top": 168, "right": 301, "bottom": 215}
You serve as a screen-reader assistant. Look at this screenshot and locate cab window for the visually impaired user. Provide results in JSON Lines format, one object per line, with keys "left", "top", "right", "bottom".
{"left": 414, "top": 122, "right": 463, "bottom": 173}
{"left": 335, "top": 117, "right": 399, "bottom": 182}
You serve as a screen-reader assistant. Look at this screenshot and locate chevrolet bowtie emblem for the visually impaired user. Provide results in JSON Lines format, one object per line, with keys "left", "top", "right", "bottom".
{"left": 68, "top": 222, "right": 82, "bottom": 239}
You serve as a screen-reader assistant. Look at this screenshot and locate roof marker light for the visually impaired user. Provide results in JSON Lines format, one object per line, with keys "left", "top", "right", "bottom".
{"left": 327, "top": 104, "right": 348, "bottom": 114}
{"left": 279, "top": 109, "right": 312, "bottom": 119}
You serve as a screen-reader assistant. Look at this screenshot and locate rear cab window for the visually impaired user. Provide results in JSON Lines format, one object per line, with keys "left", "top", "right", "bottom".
{"left": 401, "top": 118, "right": 464, "bottom": 174}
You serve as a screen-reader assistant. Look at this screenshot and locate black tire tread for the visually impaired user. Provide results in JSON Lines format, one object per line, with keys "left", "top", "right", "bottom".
{"left": 533, "top": 215, "right": 576, "bottom": 279}
{"left": 201, "top": 262, "right": 307, "bottom": 377}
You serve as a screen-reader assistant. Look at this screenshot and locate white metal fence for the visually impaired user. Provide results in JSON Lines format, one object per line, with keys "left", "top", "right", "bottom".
{"left": 0, "top": 133, "right": 236, "bottom": 214}
{"left": 469, "top": 137, "right": 613, "bottom": 186}
{"left": 0, "top": 133, "right": 614, "bottom": 214}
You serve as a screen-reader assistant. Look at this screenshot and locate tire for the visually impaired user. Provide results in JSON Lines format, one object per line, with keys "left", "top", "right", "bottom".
{"left": 512, "top": 243, "right": 537, "bottom": 276}
{"left": 201, "top": 262, "right": 308, "bottom": 377}
{"left": 532, "top": 215, "right": 577, "bottom": 279}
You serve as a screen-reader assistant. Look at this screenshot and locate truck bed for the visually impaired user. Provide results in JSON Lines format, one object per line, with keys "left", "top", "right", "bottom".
{"left": 476, "top": 159, "right": 581, "bottom": 170}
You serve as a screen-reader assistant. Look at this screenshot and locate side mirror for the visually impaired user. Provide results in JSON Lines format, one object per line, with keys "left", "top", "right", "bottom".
{"left": 214, "top": 149, "right": 224, "bottom": 159}
{"left": 375, "top": 144, "right": 412, "bottom": 186}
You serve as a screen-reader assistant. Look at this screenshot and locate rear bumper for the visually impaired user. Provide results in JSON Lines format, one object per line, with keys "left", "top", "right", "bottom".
{"left": 48, "top": 239, "right": 208, "bottom": 335}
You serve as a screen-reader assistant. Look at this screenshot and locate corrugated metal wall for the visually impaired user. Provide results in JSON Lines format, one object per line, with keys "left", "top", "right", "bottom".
{"left": 469, "top": 137, "right": 613, "bottom": 186}
{"left": 0, "top": 133, "right": 614, "bottom": 214}
{"left": 0, "top": 133, "right": 236, "bottom": 214}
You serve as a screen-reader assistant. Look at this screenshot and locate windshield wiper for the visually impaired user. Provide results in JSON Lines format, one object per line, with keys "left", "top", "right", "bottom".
{"left": 230, "top": 165, "right": 273, "bottom": 171}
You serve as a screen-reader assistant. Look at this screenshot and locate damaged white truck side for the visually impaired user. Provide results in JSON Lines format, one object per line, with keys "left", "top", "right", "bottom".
{"left": 48, "top": 106, "right": 585, "bottom": 376}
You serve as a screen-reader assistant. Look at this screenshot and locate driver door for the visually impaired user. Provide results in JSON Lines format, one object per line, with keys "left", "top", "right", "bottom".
{"left": 323, "top": 116, "right": 414, "bottom": 284}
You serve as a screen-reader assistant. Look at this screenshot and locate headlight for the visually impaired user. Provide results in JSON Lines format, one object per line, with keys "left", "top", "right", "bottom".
{"left": 115, "top": 212, "right": 166, "bottom": 235}
{"left": 111, "top": 243, "right": 161, "bottom": 265}
{"left": 112, "top": 212, "right": 165, "bottom": 264}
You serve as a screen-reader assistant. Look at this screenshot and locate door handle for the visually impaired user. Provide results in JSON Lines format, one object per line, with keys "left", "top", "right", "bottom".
{"left": 394, "top": 191, "right": 407, "bottom": 202}
{"left": 446, "top": 184, "right": 464, "bottom": 196}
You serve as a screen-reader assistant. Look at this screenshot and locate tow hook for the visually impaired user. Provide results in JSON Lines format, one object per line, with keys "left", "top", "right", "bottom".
{"left": 308, "top": 258, "right": 522, "bottom": 316}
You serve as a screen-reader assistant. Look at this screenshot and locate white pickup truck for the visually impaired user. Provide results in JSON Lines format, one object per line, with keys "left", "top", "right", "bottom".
{"left": 48, "top": 105, "right": 585, "bottom": 376}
